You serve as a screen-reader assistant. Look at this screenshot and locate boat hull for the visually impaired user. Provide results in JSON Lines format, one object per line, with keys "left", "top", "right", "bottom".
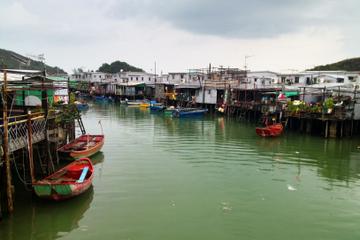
{"left": 76, "top": 103, "right": 89, "bottom": 111}
{"left": 58, "top": 135, "right": 104, "bottom": 160}
{"left": 33, "top": 158, "right": 94, "bottom": 201}
{"left": 256, "top": 123, "right": 283, "bottom": 137}
{"left": 150, "top": 105, "right": 165, "bottom": 112}
{"left": 173, "top": 109, "right": 208, "bottom": 118}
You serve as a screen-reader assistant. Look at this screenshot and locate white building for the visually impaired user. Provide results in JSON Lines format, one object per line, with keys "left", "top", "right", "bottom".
{"left": 245, "top": 71, "right": 280, "bottom": 89}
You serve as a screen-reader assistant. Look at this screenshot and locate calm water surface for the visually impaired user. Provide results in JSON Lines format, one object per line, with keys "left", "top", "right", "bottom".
{"left": 1, "top": 103, "right": 360, "bottom": 240}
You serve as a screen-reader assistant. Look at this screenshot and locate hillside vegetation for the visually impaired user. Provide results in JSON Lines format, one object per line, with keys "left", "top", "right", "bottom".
{"left": 98, "top": 60, "right": 144, "bottom": 73}
{"left": 0, "top": 48, "right": 66, "bottom": 74}
{"left": 310, "top": 58, "right": 360, "bottom": 71}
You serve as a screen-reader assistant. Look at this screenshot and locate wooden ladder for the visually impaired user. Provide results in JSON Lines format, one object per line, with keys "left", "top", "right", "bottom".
{"left": 75, "top": 108, "right": 86, "bottom": 135}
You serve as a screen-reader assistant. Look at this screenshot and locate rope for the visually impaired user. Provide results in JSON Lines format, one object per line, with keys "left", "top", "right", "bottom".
{"left": 10, "top": 150, "right": 32, "bottom": 191}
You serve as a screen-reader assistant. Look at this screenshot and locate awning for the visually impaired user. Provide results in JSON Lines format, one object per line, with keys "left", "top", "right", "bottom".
{"left": 284, "top": 91, "right": 299, "bottom": 97}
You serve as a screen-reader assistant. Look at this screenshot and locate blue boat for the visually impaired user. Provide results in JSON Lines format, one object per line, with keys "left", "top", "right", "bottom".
{"left": 94, "top": 96, "right": 114, "bottom": 103}
{"left": 76, "top": 103, "right": 89, "bottom": 111}
{"left": 150, "top": 104, "right": 165, "bottom": 112}
{"left": 94, "top": 96, "right": 108, "bottom": 102}
{"left": 172, "top": 108, "right": 208, "bottom": 118}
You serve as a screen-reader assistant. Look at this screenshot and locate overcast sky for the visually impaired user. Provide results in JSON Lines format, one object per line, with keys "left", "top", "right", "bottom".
{"left": 0, "top": 0, "right": 359, "bottom": 74}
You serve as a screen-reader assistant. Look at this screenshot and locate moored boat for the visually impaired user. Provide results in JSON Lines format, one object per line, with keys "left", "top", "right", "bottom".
{"left": 58, "top": 134, "right": 104, "bottom": 160}
{"left": 150, "top": 104, "right": 165, "bottom": 112}
{"left": 33, "top": 158, "right": 94, "bottom": 201}
{"left": 94, "top": 95, "right": 108, "bottom": 102}
{"left": 126, "top": 100, "right": 142, "bottom": 106}
{"left": 256, "top": 123, "right": 283, "bottom": 137}
{"left": 139, "top": 102, "right": 150, "bottom": 108}
{"left": 75, "top": 101, "right": 89, "bottom": 111}
{"left": 164, "top": 107, "right": 177, "bottom": 117}
{"left": 172, "top": 108, "right": 208, "bottom": 118}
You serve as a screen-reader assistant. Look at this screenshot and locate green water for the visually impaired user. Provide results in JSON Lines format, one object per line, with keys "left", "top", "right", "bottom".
{"left": 1, "top": 103, "right": 360, "bottom": 240}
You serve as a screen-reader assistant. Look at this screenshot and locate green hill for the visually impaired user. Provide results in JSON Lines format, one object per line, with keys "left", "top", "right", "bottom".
{"left": 0, "top": 48, "right": 66, "bottom": 74}
{"left": 310, "top": 58, "right": 360, "bottom": 71}
{"left": 98, "top": 60, "right": 144, "bottom": 73}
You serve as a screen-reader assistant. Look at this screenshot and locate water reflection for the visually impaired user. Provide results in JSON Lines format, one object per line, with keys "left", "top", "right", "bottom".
{"left": 0, "top": 187, "right": 93, "bottom": 240}
{"left": 91, "top": 152, "right": 104, "bottom": 165}
{"left": 107, "top": 105, "right": 360, "bottom": 185}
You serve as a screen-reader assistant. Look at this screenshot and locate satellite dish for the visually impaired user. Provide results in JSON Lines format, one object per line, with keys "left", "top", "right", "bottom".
{"left": 25, "top": 95, "right": 42, "bottom": 106}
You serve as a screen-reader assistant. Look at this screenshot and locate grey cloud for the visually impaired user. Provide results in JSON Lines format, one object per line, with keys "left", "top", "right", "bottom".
{"left": 108, "top": 0, "right": 360, "bottom": 38}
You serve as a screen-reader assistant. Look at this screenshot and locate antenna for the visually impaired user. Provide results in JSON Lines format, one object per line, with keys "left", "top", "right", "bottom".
{"left": 244, "top": 55, "right": 253, "bottom": 71}
{"left": 26, "top": 53, "right": 46, "bottom": 72}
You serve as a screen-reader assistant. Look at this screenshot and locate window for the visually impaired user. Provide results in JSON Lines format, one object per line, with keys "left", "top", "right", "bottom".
{"left": 281, "top": 77, "right": 285, "bottom": 83}
{"left": 337, "top": 78, "right": 344, "bottom": 83}
{"left": 306, "top": 77, "right": 311, "bottom": 85}
{"left": 181, "top": 74, "right": 184, "bottom": 79}
{"left": 295, "top": 77, "right": 299, "bottom": 83}
{"left": 130, "top": 77, "right": 133, "bottom": 80}
{"left": 149, "top": 77, "right": 151, "bottom": 81}
{"left": 136, "top": 77, "right": 138, "bottom": 81}
{"left": 142, "top": 77, "right": 144, "bottom": 81}
{"left": 254, "top": 78, "right": 257, "bottom": 82}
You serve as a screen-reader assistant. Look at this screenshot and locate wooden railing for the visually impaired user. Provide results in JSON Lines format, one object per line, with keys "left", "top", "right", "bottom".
{"left": 0, "top": 113, "right": 46, "bottom": 153}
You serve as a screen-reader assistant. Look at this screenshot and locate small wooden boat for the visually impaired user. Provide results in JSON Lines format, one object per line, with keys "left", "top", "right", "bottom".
{"left": 58, "top": 134, "right": 104, "bottom": 160}
{"left": 164, "top": 107, "right": 177, "bottom": 117}
{"left": 256, "top": 123, "right": 283, "bottom": 137}
{"left": 172, "top": 108, "right": 208, "bottom": 118}
{"left": 139, "top": 102, "right": 150, "bottom": 108}
{"left": 33, "top": 158, "right": 94, "bottom": 201}
{"left": 75, "top": 101, "right": 89, "bottom": 111}
{"left": 94, "top": 95, "right": 108, "bottom": 102}
{"left": 127, "top": 100, "right": 142, "bottom": 106}
{"left": 150, "top": 104, "right": 165, "bottom": 112}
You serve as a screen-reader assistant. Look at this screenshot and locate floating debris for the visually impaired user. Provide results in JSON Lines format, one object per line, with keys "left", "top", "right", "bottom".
{"left": 287, "top": 184, "right": 297, "bottom": 191}
{"left": 221, "top": 202, "right": 232, "bottom": 212}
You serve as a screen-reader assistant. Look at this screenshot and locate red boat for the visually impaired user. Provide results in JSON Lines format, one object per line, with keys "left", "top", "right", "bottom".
{"left": 58, "top": 134, "right": 104, "bottom": 160}
{"left": 256, "top": 123, "right": 283, "bottom": 137}
{"left": 33, "top": 158, "right": 94, "bottom": 201}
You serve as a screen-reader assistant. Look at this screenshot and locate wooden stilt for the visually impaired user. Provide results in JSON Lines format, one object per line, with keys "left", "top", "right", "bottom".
{"left": 2, "top": 71, "right": 13, "bottom": 213}
{"left": 325, "top": 120, "right": 329, "bottom": 138}
{"left": 300, "top": 119, "right": 304, "bottom": 133}
{"left": 27, "top": 113, "right": 35, "bottom": 184}
{"left": 0, "top": 168, "right": 3, "bottom": 220}
{"left": 329, "top": 121, "right": 337, "bottom": 138}
{"left": 306, "top": 119, "right": 312, "bottom": 134}
{"left": 340, "top": 121, "right": 344, "bottom": 138}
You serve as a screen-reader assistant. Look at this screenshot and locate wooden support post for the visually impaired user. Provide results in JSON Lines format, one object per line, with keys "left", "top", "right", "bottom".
{"left": 306, "top": 119, "right": 312, "bottom": 134}
{"left": 340, "top": 121, "right": 344, "bottom": 138}
{"left": 300, "top": 119, "right": 304, "bottom": 133}
{"left": 329, "top": 121, "right": 337, "bottom": 138}
{"left": 2, "top": 71, "right": 13, "bottom": 213}
{"left": 325, "top": 120, "right": 329, "bottom": 138}
{"left": 27, "top": 113, "right": 35, "bottom": 184}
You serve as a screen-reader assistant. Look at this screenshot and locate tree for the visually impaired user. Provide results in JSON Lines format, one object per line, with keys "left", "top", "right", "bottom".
{"left": 98, "top": 60, "right": 143, "bottom": 73}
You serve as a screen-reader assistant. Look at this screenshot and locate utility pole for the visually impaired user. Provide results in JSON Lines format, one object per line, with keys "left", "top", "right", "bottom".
{"left": 154, "top": 61, "right": 157, "bottom": 83}
{"left": 244, "top": 55, "right": 252, "bottom": 72}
